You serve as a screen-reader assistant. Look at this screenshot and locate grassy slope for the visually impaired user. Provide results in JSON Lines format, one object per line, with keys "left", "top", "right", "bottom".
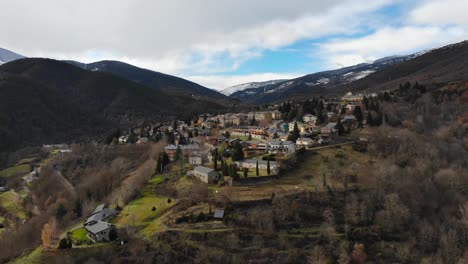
{"left": 0, "top": 191, "right": 27, "bottom": 219}
{"left": 0, "top": 164, "right": 30, "bottom": 178}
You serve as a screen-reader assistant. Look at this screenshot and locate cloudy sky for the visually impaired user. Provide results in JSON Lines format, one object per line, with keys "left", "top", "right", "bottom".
{"left": 1, "top": 0, "right": 467, "bottom": 90}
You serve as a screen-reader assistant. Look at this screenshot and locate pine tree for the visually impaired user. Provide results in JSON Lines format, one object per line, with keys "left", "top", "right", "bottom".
{"left": 174, "top": 146, "right": 182, "bottom": 161}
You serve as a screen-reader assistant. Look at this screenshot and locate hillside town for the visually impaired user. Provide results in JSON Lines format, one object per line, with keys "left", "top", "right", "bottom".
{"left": 114, "top": 92, "right": 372, "bottom": 186}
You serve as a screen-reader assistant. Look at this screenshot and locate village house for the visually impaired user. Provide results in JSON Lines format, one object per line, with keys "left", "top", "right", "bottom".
{"left": 165, "top": 143, "right": 200, "bottom": 160}
{"left": 235, "top": 159, "right": 279, "bottom": 174}
{"left": 268, "top": 139, "right": 296, "bottom": 153}
{"left": 85, "top": 220, "right": 113, "bottom": 242}
{"left": 288, "top": 122, "right": 306, "bottom": 133}
{"left": 189, "top": 155, "right": 202, "bottom": 166}
{"left": 118, "top": 135, "right": 128, "bottom": 144}
{"left": 303, "top": 114, "right": 317, "bottom": 124}
{"left": 296, "top": 137, "right": 314, "bottom": 148}
{"left": 84, "top": 204, "right": 117, "bottom": 243}
{"left": 272, "top": 110, "right": 282, "bottom": 120}
{"left": 321, "top": 122, "right": 337, "bottom": 137}
{"left": 341, "top": 92, "right": 364, "bottom": 104}
{"left": 345, "top": 103, "right": 356, "bottom": 112}
{"left": 254, "top": 112, "right": 273, "bottom": 121}
{"left": 342, "top": 115, "right": 357, "bottom": 124}
{"left": 84, "top": 204, "right": 117, "bottom": 226}
{"left": 136, "top": 137, "right": 148, "bottom": 144}
{"left": 193, "top": 166, "right": 220, "bottom": 183}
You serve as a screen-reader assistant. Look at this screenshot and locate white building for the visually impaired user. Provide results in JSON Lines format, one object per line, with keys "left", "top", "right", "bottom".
{"left": 193, "top": 166, "right": 220, "bottom": 183}
{"left": 303, "top": 114, "right": 317, "bottom": 124}
{"left": 85, "top": 220, "right": 113, "bottom": 242}
{"left": 296, "top": 138, "right": 314, "bottom": 148}
{"left": 235, "top": 159, "right": 279, "bottom": 174}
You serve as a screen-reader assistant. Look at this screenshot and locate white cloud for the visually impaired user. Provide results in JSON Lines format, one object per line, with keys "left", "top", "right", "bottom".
{"left": 320, "top": 26, "right": 468, "bottom": 69}
{"left": 409, "top": 0, "right": 468, "bottom": 26}
{"left": 0, "top": 0, "right": 394, "bottom": 75}
{"left": 2, "top": 0, "right": 466, "bottom": 89}
{"left": 185, "top": 72, "right": 305, "bottom": 90}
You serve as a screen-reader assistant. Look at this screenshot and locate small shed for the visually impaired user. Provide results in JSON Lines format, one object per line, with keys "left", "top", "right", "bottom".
{"left": 213, "top": 209, "right": 224, "bottom": 220}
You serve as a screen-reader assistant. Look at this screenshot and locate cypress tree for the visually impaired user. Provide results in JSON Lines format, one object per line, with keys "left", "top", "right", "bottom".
{"left": 256, "top": 159, "right": 259, "bottom": 176}
{"left": 267, "top": 158, "right": 271, "bottom": 175}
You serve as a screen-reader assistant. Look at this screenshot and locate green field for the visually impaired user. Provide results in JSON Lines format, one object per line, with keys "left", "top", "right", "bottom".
{"left": 0, "top": 191, "right": 27, "bottom": 219}
{"left": 71, "top": 227, "right": 88, "bottom": 241}
{"left": 0, "top": 164, "right": 30, "bottom": 178}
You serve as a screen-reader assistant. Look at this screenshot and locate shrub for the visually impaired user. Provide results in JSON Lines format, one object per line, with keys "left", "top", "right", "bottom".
{"left": 58, "top": 238, "right": 72, "bottom": 249}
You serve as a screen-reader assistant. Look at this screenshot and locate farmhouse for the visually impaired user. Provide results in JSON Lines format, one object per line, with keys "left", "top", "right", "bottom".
{"left": 85, "top": 220, "right": 113, "bottom": 242}
{"left": 193, "top": 166, "right": 220, "bottom": 183}
{"left": 84, "top": 204, "right": 117, "bottom": 226}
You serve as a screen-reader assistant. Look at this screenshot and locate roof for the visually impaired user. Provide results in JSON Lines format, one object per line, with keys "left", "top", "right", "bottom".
{"left": 93, "top": 204, "right": 105, "bottom": 214}
{"left": 214, "top": 209, "right": 224, "bottom": 218}
{"left": 86, "top": 208, "right": 117, "bottom": 225}
{"left": 194, "top": 166, "right": 215, "bottom": 174}
{"left": 325, "top": 123, "right": 337, "bottom": 129}
{"left": 85, "top": 220, "right": 112, "bottom": 234}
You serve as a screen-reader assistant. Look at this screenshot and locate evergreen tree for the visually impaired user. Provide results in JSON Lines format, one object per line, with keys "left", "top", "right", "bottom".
{"left": 363, "top": 96, "right": 369, "bottom": 110}
{"left": 340, "top": 105, "right": 347, "bottom": 115}
{"left": 231, "top": 142, "right": 244, "bottom": 161}
{"left": 289, "top": 122, "right": 300, "bottom": 142}
{"left": 174, "top": 146, "right": 182, "bottom": 161}
{"left": 256, "top": 159, "right": 259, "bottom": 176}
{"left": 213, "top": 149, "right": 218, "bottom": 170}
{"left": 267, "top": 158, "right": 271, "bottom": 175}
{"left": 159, "top": 152, "right": 170, "bottom": 172}
{"left": 353, "top": 106, "right": 363, "bottom": 123}
{"left": 156, "top": 156, "right": 161, "bottom": 173}
{"left": 221, "top": 159, "right": 228, "bottom": 176}
{"left": 335, "top": 120, "right": 345, "bottom": 135}
{"left": 367, "top": 111, "right": 374, "bottom": 126}
{"left": 243, "top": 168, "right": 248, "bottom": 178}
{"left": 251, "top": 116, "right": 256, "bottom": 126}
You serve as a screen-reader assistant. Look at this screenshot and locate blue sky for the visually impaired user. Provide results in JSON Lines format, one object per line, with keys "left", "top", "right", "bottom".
{"left": 2, "top": 0, "right": 468, "bottom": 90}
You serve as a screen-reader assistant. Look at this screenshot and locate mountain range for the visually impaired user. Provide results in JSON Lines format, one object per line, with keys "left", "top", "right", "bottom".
{"left": 0, "top": 58, "right": 238, "bottom": 152}
{"left": 226, "top": 52, "right": 430, "bottom": 103}
{"left": 0, "top": 40, "right": 467, "bottom": 152}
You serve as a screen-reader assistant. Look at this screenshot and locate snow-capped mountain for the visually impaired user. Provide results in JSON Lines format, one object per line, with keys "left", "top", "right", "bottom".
{"left": 221, "top": 79, "right": 287, "bottom": 96}
{"left": 0, "top": 48, "right": 25, "bottom": 65}
{"left": 229, "top": 53, "right": 424, "bottom": 103}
